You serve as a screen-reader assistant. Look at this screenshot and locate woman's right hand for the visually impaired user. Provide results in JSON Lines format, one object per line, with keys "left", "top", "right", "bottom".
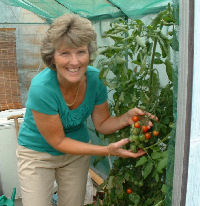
{"left": 107, "top": 138, "right": 146, "bottom": 158}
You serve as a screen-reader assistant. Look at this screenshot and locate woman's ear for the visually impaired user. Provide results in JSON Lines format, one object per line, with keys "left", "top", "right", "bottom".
{"left": 50, "top": 58, "right": 56, "bottom": 70}
{"left": 51, "top": 57, "right": 55, "bottom": 66}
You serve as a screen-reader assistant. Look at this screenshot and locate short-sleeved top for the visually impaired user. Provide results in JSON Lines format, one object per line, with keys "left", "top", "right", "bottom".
{"left": 18, "top": 66, "right": 107, "bottom": 155}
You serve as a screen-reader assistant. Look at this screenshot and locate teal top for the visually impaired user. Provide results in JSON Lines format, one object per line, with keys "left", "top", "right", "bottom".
{"left": 18, "top": 66, "right": 107, "bottom": 155}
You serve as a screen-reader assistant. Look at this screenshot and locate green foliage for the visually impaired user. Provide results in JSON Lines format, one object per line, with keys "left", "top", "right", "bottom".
{"left": 95, "top": 3, "right": 177, "bottom": 206}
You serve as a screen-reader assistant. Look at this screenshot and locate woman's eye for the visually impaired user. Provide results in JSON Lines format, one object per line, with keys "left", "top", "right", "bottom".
{"left": 78, "top": 50, "right": 86, "bottom": 54}
{"left": 61, "top": 52, "right": 69, "bottom": 55}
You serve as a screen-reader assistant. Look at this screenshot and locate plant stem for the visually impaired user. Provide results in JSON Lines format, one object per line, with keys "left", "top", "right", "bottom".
{"left": 154, "top": 199, "right": 164, "bottom": 206}
{"left": 143, "top": 135, "right": 170, "bottom": 151}
{"left": 149, "top": 37, "right": 158, "bottom": 92}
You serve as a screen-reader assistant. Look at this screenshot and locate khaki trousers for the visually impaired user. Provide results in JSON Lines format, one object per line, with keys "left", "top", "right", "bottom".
{"left": 16, "top": 145, "right": 91, "bottom": 206}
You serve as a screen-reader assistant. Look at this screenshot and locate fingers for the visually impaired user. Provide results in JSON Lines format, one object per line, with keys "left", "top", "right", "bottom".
{"left": 147, "top": 121, "right": 153, "bottom": 129}
{"left": 143, "top": 112, "right": 158, "bottom": 129}
{"left": 136, "top": 149, "right": 146, "bottom": 156}
{"left": 120, "top": 148, "right": 146, "bottom": 158}
{"left": 108, "top": 138, "right": 129, "bottom": 156}
{"left": 134, "top": 108, "right": 145, "bottom": 115}
{"left": 144, "top": 112, "right": 159, "bottom": 122}
{"left": 110, "top": 138, "right": 146, "bottom": 158}
{"left": 128, "top": 107, "right": 159, "bottom": 129}
{"left": 131, "top": 107, "right": 145, "bottom": 116}
{"left": 130, "top": 107, "right": 158, "bottom": 121}
{"left": 115, "top": 138, "right": 129, "bottom": 147}
{"left": 110, "top": 139, "right": 146, "bottom": 158}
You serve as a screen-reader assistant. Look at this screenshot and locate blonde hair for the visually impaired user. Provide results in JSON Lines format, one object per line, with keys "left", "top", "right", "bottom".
{"left": 41, "top": 14, "right": 97, "bottom": 70}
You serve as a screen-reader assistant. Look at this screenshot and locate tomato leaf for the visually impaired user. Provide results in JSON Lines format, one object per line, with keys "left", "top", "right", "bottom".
{"left": 165, "top": 58, "right": 173, "bottom": 82}
{"left": 170, "top": 32, "right": 179, "bottom": 51}
{"left": 151, "top": 152, "right": 162, "bottom": 160}
{"left": 157, "top": 157, "right": 168, "bottom": 173}
{"left": 106, "top": 176, "right": 114, "bottom": 189}
{"left": 129, "top": 193, "right": 141, "bottom": 204}
{"left": 155, "top": 173, "right": 159, "bottom": 182}
{"left": 142, "top": 161, "right": 154, "bottom": 179}
{"left": 161, "top": 184, "right": 167, "bottom": 194}
{"left": 135, "top": 156, "right": 148, "bottom": 167}
{"left": 154, "top": 58, "right": 163, "bottom": 64}
{"left": 157, "top": 37, "right": 167, "bottom": 58}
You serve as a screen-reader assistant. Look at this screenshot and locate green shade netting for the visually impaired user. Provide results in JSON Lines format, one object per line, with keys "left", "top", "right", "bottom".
{"left": 0, "top": 0, "right": 172, "bottom": 22}
{"left": 0, "top": 0, "right": 71, "bottom": 23}
{"left": 109, "top": 0, "right": 172, "bottom": 18}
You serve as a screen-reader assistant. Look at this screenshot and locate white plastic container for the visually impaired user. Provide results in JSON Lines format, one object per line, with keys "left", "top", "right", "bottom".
{"left": 0, "top": 108, "right": 26, "bottom": 199}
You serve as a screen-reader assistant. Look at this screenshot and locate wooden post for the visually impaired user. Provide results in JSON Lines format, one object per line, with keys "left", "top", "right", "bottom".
{"left": 7, "top": 114, "right": 24, "bottom": 137}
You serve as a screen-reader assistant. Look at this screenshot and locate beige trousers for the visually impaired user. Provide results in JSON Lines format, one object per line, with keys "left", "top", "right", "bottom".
{"left": 16, "top": 145, "right": 91, "bottom": 206}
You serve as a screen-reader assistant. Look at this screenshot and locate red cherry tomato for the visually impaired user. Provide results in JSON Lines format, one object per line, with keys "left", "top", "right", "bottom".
{"left": 142, "top": 125, "right": 149, "bottom": 133}
{"left": 153, "top": 130, "right": 159, "bottom": 136}
{"left": 132, "top": 115, "right": 139, "bottom": 122}
{"left": 145, "top": 132, "right": 151, "bottom": 139}
{"left": 126, "top": 188, "right": 133, "bottom": 194}
{"left": 134, "top": 122, "right": 141, "bottom": 128}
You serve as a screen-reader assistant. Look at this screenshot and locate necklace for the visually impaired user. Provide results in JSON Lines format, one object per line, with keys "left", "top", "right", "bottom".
{"left": 66, "top": 81, "right": 81, "bottom": 107}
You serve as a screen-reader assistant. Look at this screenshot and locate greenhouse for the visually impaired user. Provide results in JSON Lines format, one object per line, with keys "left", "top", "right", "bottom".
{"left": 0, "top": 0, "right": 198, "bottom": 206}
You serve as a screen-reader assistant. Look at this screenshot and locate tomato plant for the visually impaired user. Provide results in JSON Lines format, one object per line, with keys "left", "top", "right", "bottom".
{"left": 95, "top": 4, "right": 177, "bottom": 206}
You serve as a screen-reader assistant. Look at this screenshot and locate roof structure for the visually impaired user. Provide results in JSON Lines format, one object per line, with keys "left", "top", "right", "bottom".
{"left": 0, "top": 0, "right": 173, "bottom": 23}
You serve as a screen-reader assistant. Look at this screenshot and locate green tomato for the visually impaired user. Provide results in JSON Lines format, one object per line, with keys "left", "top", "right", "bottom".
{"left": 138, "top": 181, "right": 144, "bottom": 187}
{"left": 139, "top": 134, "right": 145, "bottom": 142}
{"left": 132, "top": 135, "right": 139, "bottom": 142}
{"left": 131, "top": 128, "right": 141, "bottom": 135}
{"left": 138, "top": 143, "right": 144, "bottom": 149}
{"left": 129, "top": 135, "right": 134, "bottom": 142}
{"left": 134, "top": 140, "right": 140, "bottom": 146}
{"left": 130, "top": 144, "right": 137, "bottom": 153}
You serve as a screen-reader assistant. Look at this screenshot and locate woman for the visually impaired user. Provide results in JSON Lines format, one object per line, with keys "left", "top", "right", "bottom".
{"left": 17, "top": 14, "right": 151, "bottom": 206}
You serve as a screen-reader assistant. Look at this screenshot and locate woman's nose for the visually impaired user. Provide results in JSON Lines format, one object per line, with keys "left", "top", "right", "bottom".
{"left": 69, "top": 54, "right": 79, "bottom": 65}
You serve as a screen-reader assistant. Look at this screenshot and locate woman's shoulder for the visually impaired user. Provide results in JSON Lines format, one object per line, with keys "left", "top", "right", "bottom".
{"left": 31, "top": 67, "right": 57, "bottom": 87}
{"left": 86, "top": 66, "right": 106, "bottom": 93}
{"left": 86, "top": 66, "right": 101, "bottom": 81}
{"left": 86, "top": 66, "right": 100, "bottom": 74}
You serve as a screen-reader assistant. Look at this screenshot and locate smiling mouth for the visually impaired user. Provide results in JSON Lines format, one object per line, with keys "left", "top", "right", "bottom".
{"left": 67, "top": 67, "right": 80, "bottom": 73}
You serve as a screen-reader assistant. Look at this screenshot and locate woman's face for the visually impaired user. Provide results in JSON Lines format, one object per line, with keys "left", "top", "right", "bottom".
{"left": 53, "top": 45, "right": 90, "bottom": 85}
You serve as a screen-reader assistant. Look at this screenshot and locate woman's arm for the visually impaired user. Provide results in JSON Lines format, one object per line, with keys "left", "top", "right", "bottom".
{"left": 92, "top": 101, "right": 155, "bottom": 134}
{"left": 32, "top": 110, "right": 145, "bottom": 158}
